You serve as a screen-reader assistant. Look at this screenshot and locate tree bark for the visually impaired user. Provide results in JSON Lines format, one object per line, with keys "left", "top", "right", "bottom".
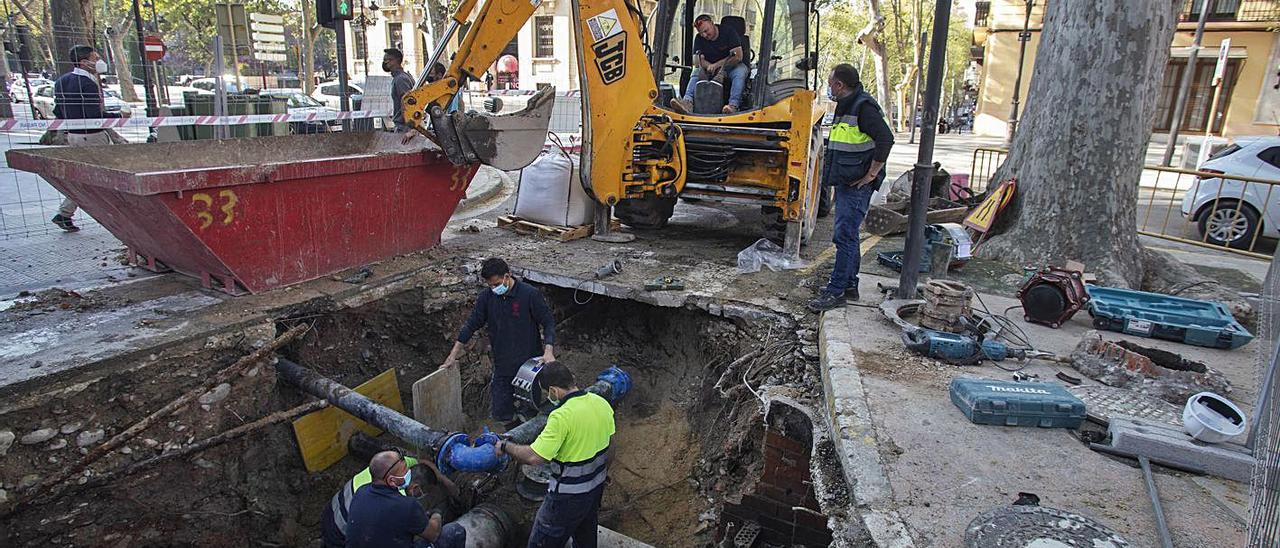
{"left": 50, "top": 0, "right": 93, "bottom": 74}
{"left": 12, "top": 0, "right": 56, "bottom": 70}
{"left": 978, "top": 0, "right": 1182, "bottom": 288}
{"left": 855, "top": 0, "right": 892, "bottom": 109}
{"left": 301, "top": 2, "right": 317, "bottom": 94}
{"left": 107, "top": 12, "right": 141, "bottom": 103}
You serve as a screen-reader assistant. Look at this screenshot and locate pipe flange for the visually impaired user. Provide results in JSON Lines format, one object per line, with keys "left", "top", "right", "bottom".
{"left": 436, "top": 432, "right": 469, "bottom": 476}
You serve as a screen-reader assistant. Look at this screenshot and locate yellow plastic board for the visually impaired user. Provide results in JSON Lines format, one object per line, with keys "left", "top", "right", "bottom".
{"left": 963, "top": 179, "right": 1017, "bottom": 234}
{"left": 292, "top": 368, "right": 405, "bottom": 472}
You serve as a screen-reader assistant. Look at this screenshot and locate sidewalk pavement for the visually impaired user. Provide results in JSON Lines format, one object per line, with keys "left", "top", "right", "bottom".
{"left": 0, "top": 164, "right": 512, "bottom": 300}
{"left": 819, "top": 272, "right": 1251, "bottom": 547}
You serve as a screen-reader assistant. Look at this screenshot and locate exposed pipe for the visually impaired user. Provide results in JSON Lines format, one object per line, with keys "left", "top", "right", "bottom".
{"left": 452, "top": 503, "right": 515, "bottom": 546}
{"left": 275, "top": 357, "right": 452, "bottom": 452}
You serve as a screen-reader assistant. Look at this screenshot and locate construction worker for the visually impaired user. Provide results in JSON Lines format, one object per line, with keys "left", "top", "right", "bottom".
{"left": 344, "top": 451, "right": 467, "bottom": 548}
{"left": 669, "top": 14, "right": 748, "bottom": 115}
{"left": 321, "top": 453, "right": 463, "bottom": 548}
{"left": 51, "top": 44, "right": 129, "bottom": 232}
{"left": 441, "top": 258, "right": 556, "bottom": 427}
{"left": 808, "top": 64, "right": 895, "bottom": 313}
{"left": 494, "top": 361, "right": 615, "bottom": 548}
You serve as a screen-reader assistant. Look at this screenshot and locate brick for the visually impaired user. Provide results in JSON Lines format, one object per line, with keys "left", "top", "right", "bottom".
{"left": 758, "top": 484, "right": 802, "bottom": 505}
{"left": 764, "top": 431, "right": 807, "bottom": 454}
{"left": 792, "top": 526, "right": 834, "bottom": 547}
{"left": 743, "top": 494, "right": 786, "bottom": 518}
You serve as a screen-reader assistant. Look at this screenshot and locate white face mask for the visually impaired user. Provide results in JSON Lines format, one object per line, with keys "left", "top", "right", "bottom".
{"left": 93, "top": 59, "right": 108, "bottom": 74}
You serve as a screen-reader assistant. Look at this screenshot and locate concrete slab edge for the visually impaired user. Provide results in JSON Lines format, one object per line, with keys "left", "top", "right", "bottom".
{"left": 818, "top": 307, "right": 916, "bottom": 547}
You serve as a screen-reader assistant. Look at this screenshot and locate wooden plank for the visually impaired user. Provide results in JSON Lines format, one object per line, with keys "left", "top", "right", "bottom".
{"left": 495, "top": 214, "right": 613, "bottom": 242}
{"left": 291, "top": 368, "right": 405, "bottom": 473}
{"left": 412, "top": 367, "right": 466, "bottom": 433}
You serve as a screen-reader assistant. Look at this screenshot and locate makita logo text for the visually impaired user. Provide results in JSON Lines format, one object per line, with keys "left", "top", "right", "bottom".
{"left": 985, "top": 385, "right": 1051, "bottom": 395}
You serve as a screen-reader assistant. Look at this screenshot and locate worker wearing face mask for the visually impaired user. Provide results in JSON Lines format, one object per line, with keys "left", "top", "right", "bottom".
{"left": 344, "top": 451, "right": 466, "bottom": 548}
{"left": 441, "top": 258, "right": 556, "bottom": 429}
{"left": 808, "top": 64, "right": 894, "bottom": 313}
{"left": 495, "top": 361, "right": 615, "bottom": 548}
{"left": 50, "top": 45, "right": 130, "bottom": 232}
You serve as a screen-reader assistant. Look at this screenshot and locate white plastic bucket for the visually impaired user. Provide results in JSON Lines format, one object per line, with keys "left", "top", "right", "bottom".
{"left": 1182, "top": 392, "right": 1246, "bottom": 444}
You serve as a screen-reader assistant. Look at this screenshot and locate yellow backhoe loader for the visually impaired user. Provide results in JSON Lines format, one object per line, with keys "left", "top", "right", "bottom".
{"left": 402, "top": 0, "right": 828, "bottom": 253}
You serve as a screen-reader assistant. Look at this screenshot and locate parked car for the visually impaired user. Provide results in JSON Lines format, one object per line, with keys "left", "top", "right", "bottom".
{"left": 189, "top": 77, "right": 242, "bottom": 94}
{"left": 311, "top": 80, "right": 363, "bottom": 109}
{"left": 1180, "top": 135, "right": 1280, "bottom": 248}
{"left": 257, "top": 89, "right": 341, "bottom": 133}
{"left": 31, "top": 84, "right": 134, "bottom": 119}
{"left": 10, "top": 77, "right": 51, "bottom": 103}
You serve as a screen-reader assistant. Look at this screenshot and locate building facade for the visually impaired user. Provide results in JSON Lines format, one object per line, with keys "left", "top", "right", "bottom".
{"left": 970, "top": 0, "right": 1280, "bottom": 139}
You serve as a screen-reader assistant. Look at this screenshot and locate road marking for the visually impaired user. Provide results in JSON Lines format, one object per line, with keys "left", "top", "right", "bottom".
{"left": 800, "top": 234, "right": 882, "bottom": 275}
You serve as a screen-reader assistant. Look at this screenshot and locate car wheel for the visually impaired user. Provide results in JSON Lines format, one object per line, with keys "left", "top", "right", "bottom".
{"left": 1198, "top": 200, "right": 1261, "bottom": 249}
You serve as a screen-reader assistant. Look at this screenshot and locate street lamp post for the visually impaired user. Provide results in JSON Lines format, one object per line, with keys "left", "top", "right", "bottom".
{"left": 1005, "top": 0, "right": 1033, "bottom": 146}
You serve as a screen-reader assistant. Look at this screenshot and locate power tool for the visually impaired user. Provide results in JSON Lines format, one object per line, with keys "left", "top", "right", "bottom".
{"left": 902, "top": 328, "right": 1023, "bottom": 365}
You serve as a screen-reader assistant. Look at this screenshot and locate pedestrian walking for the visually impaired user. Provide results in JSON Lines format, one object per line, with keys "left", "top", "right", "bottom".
{"left": 808, "top": 64, "right": 895, "bottom": 312}
{"left": 494, "top": 361, "right": 615, "bottom": 547}
{"left": 51, "top": 45, "right": 129, "bottom": 231}
{"left": 440, "top": 258, "right": 556, "bottom": 428}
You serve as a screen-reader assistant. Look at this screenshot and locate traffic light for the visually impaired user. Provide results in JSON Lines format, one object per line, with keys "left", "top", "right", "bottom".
{"left": 333, "top": 0, "right": 353, "bottom": 20}
{"left": 317, "top": 0, "right": 352, "bottom": 28}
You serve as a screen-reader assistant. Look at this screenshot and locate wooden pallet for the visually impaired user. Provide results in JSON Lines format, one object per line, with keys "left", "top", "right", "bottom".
{"left": 497, "top": 215, "right": 619, "bottom": 242}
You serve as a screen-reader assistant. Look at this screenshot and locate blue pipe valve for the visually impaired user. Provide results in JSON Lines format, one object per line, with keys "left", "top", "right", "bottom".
{"left": 436, "top": 429, "right": 509, "bottom": 476}
{"left": 597, "top": 366, "right": 632, "bottom": 403}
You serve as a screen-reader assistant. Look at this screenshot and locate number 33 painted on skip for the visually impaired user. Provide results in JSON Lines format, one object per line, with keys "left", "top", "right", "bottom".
{"left": 191, "top": 190, "right": 239, "bottom": 230}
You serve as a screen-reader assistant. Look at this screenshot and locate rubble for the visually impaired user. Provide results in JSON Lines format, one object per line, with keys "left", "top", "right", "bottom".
{"left": 1070, "top": 332, "right": 1230, "bottom": 404}
{"left": 21, "top": 428, "right": 57, "bottom": 445}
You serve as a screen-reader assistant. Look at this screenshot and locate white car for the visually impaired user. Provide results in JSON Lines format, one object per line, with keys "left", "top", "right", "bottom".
{"left": 257, "top": 89, "right": 341, "bottom": 133}
{"left": 189, "top": 77, "right": 241, "bottom": 94}
{"left": 10, "top": 77, "right": 51, "bottom": 103}
{"left": 311, "top": 80, "right": 364, "bottom": 109}
{"left": 1180, "top": 135, "right": 1280, "bottom": 248}
{"left": 32, "top": 84, "right": 133, "bottom": 119}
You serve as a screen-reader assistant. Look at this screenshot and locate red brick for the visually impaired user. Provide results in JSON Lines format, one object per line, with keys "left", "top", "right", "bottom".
{"left": 742, "top": 494, "right": 785, "bottom": 518}
{"left": 794, "top": 507, "right": 829, "bottom": 530}
{"left": 758, "top": 484, "right": 802, "bottom": 505}
{"left": 764, "top": 431, "right": 807, "bottom": 453}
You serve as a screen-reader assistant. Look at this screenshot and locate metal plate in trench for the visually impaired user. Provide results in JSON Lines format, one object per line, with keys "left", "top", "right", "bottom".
{"left": 964, "top": 505, "right": 1129, "bottom": 547}
{"left": 1068, "top": 384, "right": 1183, "bottom": 428}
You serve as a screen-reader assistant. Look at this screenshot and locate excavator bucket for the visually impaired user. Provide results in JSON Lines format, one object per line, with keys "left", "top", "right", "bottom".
{"left": 429, "top": 86, "right": 555, "bottom": 171}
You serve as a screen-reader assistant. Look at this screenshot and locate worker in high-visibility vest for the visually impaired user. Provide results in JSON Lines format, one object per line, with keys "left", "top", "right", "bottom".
{"left": 809, "top": 64, "right": 895, "bottom": 313}
{"left": 320, "top": 454, "right": 464, "bottom": 548}
{"left": 494, "top": 361, "right": 615, "bottom": 547}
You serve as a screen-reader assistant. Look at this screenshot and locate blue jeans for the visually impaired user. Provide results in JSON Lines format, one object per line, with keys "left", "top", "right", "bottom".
{"left": 683, "top": 64, "right": 750, "bottom": 108}
{"left": 527, "top": 485, "right": 605, "bottom": 548}
{"left": 491, "top": 374, "right": 516, "bottom": 421}
{"left": 824, "top": 183, "right": 877, "bottom": 296}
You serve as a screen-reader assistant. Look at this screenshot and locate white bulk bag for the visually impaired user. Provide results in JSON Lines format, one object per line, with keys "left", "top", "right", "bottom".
{"left": 513, "top": 141, "right": 595, "bottom": 227}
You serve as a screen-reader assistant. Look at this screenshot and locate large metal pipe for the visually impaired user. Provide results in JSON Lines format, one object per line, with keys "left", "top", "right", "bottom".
{"left": 452, "top": 503, "right": 515, "bottom": 546}
{"left": 275, "top": 357, "right": 452, "bottom": 453}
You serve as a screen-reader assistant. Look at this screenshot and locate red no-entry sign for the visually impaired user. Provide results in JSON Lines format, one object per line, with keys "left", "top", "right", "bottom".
{"left": 143, "top": 35, "right": 166, "bottom": 61}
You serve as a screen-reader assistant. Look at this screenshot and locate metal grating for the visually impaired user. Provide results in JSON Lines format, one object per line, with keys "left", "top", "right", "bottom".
{"left": 1247, "top": 249, "right": 1280, "bottom": 547}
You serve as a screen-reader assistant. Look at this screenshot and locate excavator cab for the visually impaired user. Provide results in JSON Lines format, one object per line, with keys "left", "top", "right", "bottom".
{"left": 403, "top": 0, "right": 826, "bottom": 255}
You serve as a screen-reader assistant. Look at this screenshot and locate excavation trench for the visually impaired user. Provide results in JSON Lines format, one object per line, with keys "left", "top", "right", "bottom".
{"left": 1, "top": 281, "right": 849, "bottom": 546}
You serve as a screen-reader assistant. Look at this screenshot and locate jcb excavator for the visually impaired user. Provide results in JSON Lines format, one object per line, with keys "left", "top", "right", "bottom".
{"left": 402, "top": 0, "right": 826, "bottom": 253}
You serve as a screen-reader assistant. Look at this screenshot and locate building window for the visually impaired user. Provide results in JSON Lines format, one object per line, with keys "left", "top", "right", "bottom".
{"left": 535, "top": 16, "right": 555, "bottom": 58}
{"left": 1154, "top": 57, "right": 1242, "bottom": 133}
{"left": 388, "top": 22, "right": 404, "bottom": 51}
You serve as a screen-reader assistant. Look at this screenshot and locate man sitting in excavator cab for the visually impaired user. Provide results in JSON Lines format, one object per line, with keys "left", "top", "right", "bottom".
{"left": 669, "top": 14, "right": 749, "bottom": 115}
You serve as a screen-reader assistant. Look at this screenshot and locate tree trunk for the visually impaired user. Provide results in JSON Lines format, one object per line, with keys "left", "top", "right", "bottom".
{"left": 301, "top": 2, "right": 317, "bottom": 94}
{"left": 979, "top": 0, "right": 1182, "bottom": 287}
{"left": 50, "top": 0, "right": 92, "bottom": 74}
{"left": 856, "top": 0, "right": 892, "bottom": 109}
{"left": 108, "top": 30, "right": 141, "bottom": 102}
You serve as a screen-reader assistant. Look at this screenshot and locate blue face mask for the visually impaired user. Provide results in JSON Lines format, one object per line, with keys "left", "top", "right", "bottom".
{"left": 394, "top": 468, "right": 413, "bottom": 490}
{"left": 492, "top": 280, "right": 510, "bottom": 296}
{"left": 826, "top": 85, "right": 835, "bottom": 101}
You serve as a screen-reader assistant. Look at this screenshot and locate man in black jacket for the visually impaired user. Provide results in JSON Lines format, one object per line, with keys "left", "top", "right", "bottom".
{"left": 809, "top": 64, "right": 894, "bottom": 312}
{"left": 50, "top": 45, "right": 128, "bottom": 231}
{"left": 440, "top": 258, "right": 556, "bottom": 426}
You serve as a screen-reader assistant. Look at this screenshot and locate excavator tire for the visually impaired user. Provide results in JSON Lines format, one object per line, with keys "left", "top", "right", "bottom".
{"left": 817, "top": 186, "right": 834, "bottom": 218}
{"left": 615, "top": 196, "right": 677, "bottom": 229}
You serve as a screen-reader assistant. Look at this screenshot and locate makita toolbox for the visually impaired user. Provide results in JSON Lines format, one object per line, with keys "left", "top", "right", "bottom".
{"left": 949, "top": 378, "right": 1086, "bottom": 428}
{"left": 1086, "top": 285, "right": 1253, "bottom": 350}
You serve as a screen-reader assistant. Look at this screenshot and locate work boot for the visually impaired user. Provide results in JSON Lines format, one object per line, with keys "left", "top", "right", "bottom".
{"left": 668, "top": 98, "right": 693, "bottom": 115}
{"left": 807, "top": 292, "right": 846, "bottom": 313}
{"left": 51, "top": 214, "right": 79, "bottom": 232}
{"left": 844, "top": 287, "right": 860, "bottom": 302}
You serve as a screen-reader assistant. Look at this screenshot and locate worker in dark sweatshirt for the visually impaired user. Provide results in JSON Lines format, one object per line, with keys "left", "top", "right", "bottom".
{"left": 808, "top": 64, "right": 895, "bottom": 313}
{"left": 440, "top": 258, "right": 556, "bottom": 427}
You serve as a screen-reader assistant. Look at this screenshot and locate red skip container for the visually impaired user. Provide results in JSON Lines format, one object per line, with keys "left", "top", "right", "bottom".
{"left": 8, "top": 132, "right": 479, "bottom": 294}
